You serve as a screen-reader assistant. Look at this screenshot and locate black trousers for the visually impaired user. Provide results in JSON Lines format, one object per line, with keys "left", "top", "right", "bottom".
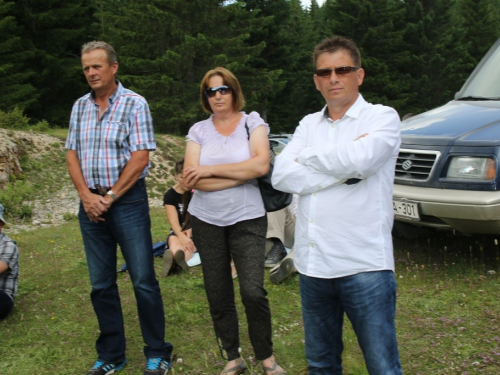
{"left": 0, "top": 290, "right": 14, "bottom": 320}
{"left": 191, "top": 215, "right": 273, "bottom": 361}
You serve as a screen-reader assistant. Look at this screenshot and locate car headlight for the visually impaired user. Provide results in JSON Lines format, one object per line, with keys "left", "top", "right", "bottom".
{"left": 447, "top": 157, "right": 496, "bottom": 180}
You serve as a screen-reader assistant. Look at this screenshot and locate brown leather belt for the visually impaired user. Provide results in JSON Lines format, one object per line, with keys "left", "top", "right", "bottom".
{"left": 89, "top": 184, "right": 110, "bottom": 197}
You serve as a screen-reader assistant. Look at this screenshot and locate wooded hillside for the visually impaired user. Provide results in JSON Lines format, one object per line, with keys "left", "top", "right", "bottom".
{"left": 1, "top": 0, "right": 499, "bottom": 133}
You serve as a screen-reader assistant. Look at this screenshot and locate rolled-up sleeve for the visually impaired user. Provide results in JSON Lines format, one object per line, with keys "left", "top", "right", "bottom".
{"left": 129, "top": 100, "right": 156, "bottom": 152}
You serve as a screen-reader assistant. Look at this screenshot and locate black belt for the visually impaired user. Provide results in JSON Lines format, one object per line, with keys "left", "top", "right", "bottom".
{"left": 89, "top": 179, "right": 145, "bottom": 197}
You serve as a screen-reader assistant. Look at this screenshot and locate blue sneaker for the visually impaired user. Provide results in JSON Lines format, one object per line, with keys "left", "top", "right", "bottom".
{"left": 86, "top": 359, "right": 127, "bottom": 375}
{"left": 144, "top": 358, "right": 170, "bottom": 375}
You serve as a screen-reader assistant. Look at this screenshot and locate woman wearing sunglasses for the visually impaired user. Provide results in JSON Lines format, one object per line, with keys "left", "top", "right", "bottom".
{"left": 182, "top": 67, "right": 286, "bottom": 375}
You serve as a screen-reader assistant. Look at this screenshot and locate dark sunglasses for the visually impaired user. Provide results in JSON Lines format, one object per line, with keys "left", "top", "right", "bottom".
{"left": 204, "top": 85, "right": 232, "bottom": 98}
{"left": 316, "top": 66, "right": 359, "bottom": 77}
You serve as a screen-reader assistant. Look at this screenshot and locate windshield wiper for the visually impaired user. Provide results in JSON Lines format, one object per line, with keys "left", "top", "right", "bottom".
{"left": 456, "top": 96, "right": 500, "bottom": 101}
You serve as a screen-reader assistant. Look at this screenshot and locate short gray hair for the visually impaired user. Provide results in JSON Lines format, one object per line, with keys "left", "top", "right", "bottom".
{"left": 81, "top": 41, "right": 117, "bottom": 65}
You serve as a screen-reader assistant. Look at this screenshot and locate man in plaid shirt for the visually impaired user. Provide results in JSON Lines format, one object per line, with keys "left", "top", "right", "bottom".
{"left": 0, "top": 203, "right": 19, "bottom": 320}
{"left": 65, "top": 41, "right": 172, "bottom": 375}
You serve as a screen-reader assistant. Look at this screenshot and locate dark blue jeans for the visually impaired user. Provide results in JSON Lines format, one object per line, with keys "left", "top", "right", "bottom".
{"left": 79, "top": 179, "right": 172, "bottom": 363}
{"left": 300, "top": 270, "right": 403, "bottom": 375}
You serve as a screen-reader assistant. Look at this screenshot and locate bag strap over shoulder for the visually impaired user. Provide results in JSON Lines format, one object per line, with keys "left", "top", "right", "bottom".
{"left": 244, "top": 117, "right": 250, "bottom": 139}
{"left": 245, "top": 117, "right": 276, "bottom": 162}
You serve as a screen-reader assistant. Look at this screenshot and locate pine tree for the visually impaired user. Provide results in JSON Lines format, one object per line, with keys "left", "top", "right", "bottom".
{"left": 9, "top": 0, "right": 96, "bottom": 125}
{"left": 97, "top": 0, "right": 273, "bottom": 134}
{"left": 400, "top": 0, "right": 471, "bottom": 114}
{"left": 0, "top": 0, "right": 36, "bottom": 114}
{"left": 271, "top": 0, "right": 325, "bottom": 131}
{"left": 323, "top": 0, "right": 409, "bottom": 114}
{"left": 457, "top": 0, "right": 500, "bottom": 66}
{"left": 240, "top": 0, "right": 325, "bottom": 132}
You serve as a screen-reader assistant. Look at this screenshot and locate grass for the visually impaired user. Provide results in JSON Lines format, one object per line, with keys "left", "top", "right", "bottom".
{"left": 2, "top": 128, "right": 500, "bottom": 373}
{"left": 393, "top": 235, "right": 500, "bottom": 374}
{"left": 0, "top": 208, "right": 308, "bottom": 374}
{"left": 2, "top": 211, "right": 500, "bottom": 374}
{"left": 45, "top": 128, "right": 69, "bottom": 141}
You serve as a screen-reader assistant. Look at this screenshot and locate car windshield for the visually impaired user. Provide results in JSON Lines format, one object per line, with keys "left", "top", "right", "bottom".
{"left": 458, "top": 40, "right": 500, "bottom": 99}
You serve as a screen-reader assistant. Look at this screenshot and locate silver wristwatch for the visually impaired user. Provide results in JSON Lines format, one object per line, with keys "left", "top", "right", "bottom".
{"left": 107, "top": 190, "right": 118, "bottom": 202}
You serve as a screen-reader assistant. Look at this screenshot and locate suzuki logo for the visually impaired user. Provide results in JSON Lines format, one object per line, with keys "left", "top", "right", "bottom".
{"left": 402, "top": 160, "right": 413, "bottom": 170}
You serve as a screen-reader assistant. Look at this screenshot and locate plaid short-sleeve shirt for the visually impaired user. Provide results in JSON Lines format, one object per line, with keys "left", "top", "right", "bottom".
{"left": 0, "top": 232, "right": 19, "bottom": 300}
{"left": 65, "top": 81, "right": 156, "bottom": 189}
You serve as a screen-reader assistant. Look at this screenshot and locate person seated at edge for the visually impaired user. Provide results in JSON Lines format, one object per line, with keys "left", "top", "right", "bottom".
{"left": 263, "top": 207, "right": 289, "bottom": 269}
{"left": 265, "top": 195, "right": 299, "bottom": 284}
{"left": 163, "top": 159, "right": 237, "bottom": 278}
{"left": 162, "top": 158, "right": 196, "bottom": 276}
{"left": 182, "top": 67, "right": 286, "bottom": 375}
{"left": 0, "top": 203, "right": 19, "bottom": 321}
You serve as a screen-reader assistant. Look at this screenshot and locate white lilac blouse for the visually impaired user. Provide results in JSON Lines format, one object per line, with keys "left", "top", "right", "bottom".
{"left": 186, "top": 111, "right": 269, "bottom": 226}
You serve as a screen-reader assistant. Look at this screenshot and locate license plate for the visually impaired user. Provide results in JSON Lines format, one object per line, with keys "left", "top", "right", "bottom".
{"left": 393, "top": 199, "right": 420, "bottom": 220}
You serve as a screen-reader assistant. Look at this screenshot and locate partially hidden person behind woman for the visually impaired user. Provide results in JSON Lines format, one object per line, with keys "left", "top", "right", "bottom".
{"left": 162, "top": 158, "right": 196, "bottom": 276}
{"left": 183, "top": 67, "right": 286, "bottom": 375}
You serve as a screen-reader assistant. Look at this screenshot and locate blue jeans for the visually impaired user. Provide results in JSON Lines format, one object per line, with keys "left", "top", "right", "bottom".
{"left": 300, "top": 271, "right": 402, "bottom": 375}
{"left": 79, "top": 179, "right": 173, "bottom": 363}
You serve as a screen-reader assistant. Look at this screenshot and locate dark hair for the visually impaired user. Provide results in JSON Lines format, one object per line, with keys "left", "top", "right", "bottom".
{"left": 181, "top": 190, "right": 193, "bottom": 231}
{"left": 313, "top": 36, "right": 361, "bottom": 69}
{"left": 174, "top": 158, "right": 184, "bottom": 175}
{"left": 200, "top": 67, "right": 245, "bottom": 113}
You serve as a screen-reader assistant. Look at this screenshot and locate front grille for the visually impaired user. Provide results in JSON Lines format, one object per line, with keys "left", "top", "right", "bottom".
{"left": 395, "top": 149, "right": 441, "bottom": 181}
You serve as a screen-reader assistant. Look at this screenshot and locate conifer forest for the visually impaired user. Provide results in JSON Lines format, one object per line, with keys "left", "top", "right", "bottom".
{"left": 1, "top": 0, "right": 499, "bottom": 134}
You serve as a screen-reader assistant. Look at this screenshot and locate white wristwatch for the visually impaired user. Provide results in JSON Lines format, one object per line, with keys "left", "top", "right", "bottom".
{"left": 107, "top": 190, "right": 118, "bottom": 202}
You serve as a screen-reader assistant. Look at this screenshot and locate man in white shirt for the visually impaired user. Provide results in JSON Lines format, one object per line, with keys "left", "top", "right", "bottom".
{"left": 272, "top": 36, "right": 403, "bottom": 374}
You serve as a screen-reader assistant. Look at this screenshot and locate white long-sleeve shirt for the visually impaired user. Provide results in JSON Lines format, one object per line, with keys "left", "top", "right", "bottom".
{"left": 272, "top": 94, "right": 401, "bottom": 279}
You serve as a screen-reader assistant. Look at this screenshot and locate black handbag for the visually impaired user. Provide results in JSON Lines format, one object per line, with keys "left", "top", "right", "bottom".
{"left": 245, "top": 121, "right": 292, "bottom": 212}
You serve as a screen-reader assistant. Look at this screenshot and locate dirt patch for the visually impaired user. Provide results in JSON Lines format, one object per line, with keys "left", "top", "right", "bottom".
{"left": 0, "top": 128, "right": 184, "bottom": 232}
